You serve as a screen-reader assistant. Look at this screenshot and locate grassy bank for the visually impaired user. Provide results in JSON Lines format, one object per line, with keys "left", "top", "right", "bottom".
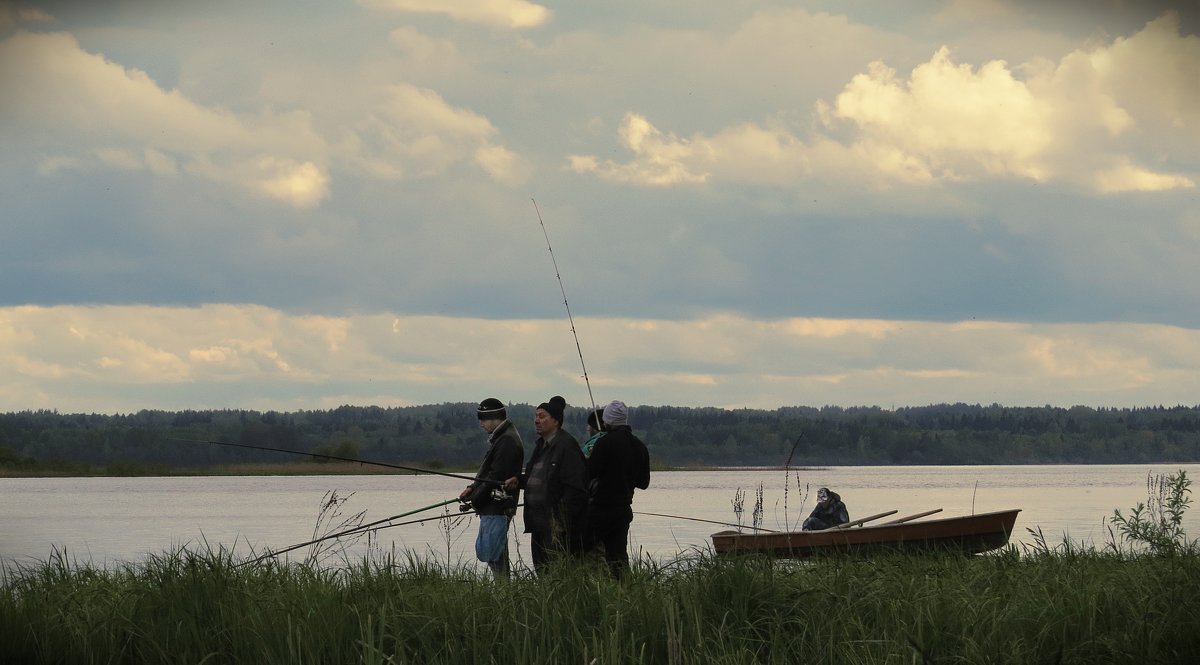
{"left": 4, "top": 545, "right": 1199, "bottom": 664}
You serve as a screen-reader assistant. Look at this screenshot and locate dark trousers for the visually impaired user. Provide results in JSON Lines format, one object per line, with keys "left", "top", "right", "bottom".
{"left": 589, "top": 504, "right": 633, "bottom": 578}
{"left": 530, "top": 527, "right": 553, "bottom": 572}
{"left": 530, "top": 516, "right": 586, "bottom": 572}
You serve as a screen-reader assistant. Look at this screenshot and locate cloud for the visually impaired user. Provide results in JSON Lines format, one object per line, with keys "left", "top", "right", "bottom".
{"left": 1094, "top": 160, "right": 1195, "bottom": 194}
{"left": 361, "top": 0, "right": 550, "bottom": 29}
{"left": 1078, "top": 11, "right": 1200, "bottom": 154}
{"left": 341, "top": 83, "right": 529, "bottom": 184}
{"left": 0, "top": 2, "right": 54, "bottom": 30}
{"left": 387, "top": 26, "right": 458, "bottom": 63}
{"left": 830, "top": 49, "right": 1056, "bottom": 182}
{"left": 569, "top": 13, "right": 1197, "bottom": 195}
{"left": 567, "top": 113, "right": 711, "bottom": 186}
{"left": 0, "top": 30, "right": 332, "bottom": 207}
{"left": 4, "top": 305, "right": 1199, "bottom": 413}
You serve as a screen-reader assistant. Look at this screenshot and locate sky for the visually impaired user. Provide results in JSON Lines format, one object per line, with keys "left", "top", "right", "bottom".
{"left": 2, "top": 0, "right": 1199, "bottom": 415}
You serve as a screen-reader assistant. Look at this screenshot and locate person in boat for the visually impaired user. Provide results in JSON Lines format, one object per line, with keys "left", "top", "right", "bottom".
{"left": 801, "top": 487, "right": 850, "bottom": 531}
{"left": 504, "top": 395, "right": 589, "bottom": 572}
{"left": 585, "top": 399, "right": 651, "bottom": 578}
{"left": 581, "top": 408, "right": 606, "bottom": 457}
{"left": 459, "top": 398, "right": 524, "bottom": 578}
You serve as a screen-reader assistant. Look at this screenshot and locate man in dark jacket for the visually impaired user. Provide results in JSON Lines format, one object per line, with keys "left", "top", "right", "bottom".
{"left": 504, "top": 395, "right": 588, "bottom": 572}
{"left": 586, "top": 399, "right": 651, "bottom": 578}
{"left": 802, "top": 487, "right": 850, "bottom": 531}
{"left": 459, "top": 397, "right": 523, "bottom": 578}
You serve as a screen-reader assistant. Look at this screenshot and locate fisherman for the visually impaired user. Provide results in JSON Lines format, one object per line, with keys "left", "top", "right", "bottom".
{"left": 585, "top": 399, "right": 651, "bottom": 578}
{"left": 504, "top": 396, "right": 588, "bottom": 572}
{"left": 459, "top": 397, "right": 523, "bottom": 578}
{"left": 580, "top": 408, "right": 606, "bottom": 457}
{"left": 801, "top": 487, "right": 850, "bottom": 531}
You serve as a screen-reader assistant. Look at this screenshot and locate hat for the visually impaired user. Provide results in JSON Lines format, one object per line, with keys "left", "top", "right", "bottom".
{"left": 537, "top": 395, "right": 566, "bottom": 424}
{"left": 602, "top": 399, "right": 628, "bottom": 427}
{"left": 477, "top": 397, "right": 507, "bottom": 421}
{"left": 586, "top": 408, "right": 606, "bottom": 430}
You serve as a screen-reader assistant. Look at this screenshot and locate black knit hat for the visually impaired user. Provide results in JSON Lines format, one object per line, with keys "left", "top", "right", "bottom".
{"left": 586, "top": 408, "right": 605, "bottom": 430}
{"left": 537, "top": 395, "right": 566, "bottom": 424}
{"left": 477, "top": 397, "right": 506, "bottom": 421}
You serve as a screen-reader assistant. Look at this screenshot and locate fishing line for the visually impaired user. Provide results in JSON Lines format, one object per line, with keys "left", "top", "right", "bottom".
{"left": 532, "top": 198, "right": 598, "bottom": 415}
{"left": 167, "top": 437, "right": 501, "bottom": 486}
{"left": 633, "top": 511, "right": 778, "bottom": 533}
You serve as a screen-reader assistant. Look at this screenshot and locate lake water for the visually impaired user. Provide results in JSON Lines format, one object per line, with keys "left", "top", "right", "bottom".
{"left": 4, "top": 465, "right": 1199, "bottom": 571}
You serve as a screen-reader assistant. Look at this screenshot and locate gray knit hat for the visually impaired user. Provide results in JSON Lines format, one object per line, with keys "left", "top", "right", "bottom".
{"left": 602, "top": 399, "right": 628, "bottom": 427}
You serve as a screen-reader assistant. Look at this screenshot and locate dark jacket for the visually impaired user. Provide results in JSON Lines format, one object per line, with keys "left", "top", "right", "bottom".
{"left": 466, "top": 419, "right": 523, "bottom": 516}
{"left": 520, "top": 429, "right": 588, "bottom": 540}
{"left": 802, "top": 491, "right": 850, "bottom": 531}
{"left": 586, "top": 425, "right": 649, "bottom": 510}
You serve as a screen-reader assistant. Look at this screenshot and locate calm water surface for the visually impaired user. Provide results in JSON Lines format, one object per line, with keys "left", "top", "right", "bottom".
{"left": 4, "top": 465, "right": 1199, "bottom": 570}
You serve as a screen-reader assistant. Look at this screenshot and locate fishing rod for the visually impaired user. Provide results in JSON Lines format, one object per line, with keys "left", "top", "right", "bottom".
{"left": 532, "top": 198, "right": 598, "bottom": 416}
{"left": 633, "top": 511, "right": 778, "bottom": 533}
{"left": 166, "top": 437, "right": 501, "bottom": 486}
{"left": 239, "top": 497, "right": 464, "bottom": 567}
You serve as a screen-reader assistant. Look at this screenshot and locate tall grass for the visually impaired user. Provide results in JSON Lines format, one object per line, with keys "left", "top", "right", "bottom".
{"left": 4, "top": 544, "right": 1200, "bottom": 664}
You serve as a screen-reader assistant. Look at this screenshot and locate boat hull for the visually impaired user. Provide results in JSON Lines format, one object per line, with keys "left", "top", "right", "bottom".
{"left": 711, "top": 509, "right": 1020, "bottom": 558}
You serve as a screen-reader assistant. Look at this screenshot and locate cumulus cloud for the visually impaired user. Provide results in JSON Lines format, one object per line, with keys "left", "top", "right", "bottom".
{"left": 387, "top": 26, "right": 458, "bottom": 62}
{"left": 0, "top": 2, "right": 54, "bottom": 30}
{"left": 571, "top": 13, "right": 1197, "bottom": 195}
{"left": 1, "top": 27, "right": 529, "bottom": 203}
{"left": 342, "top": 83, "right": 529, "bottom": 184}
{"left": 361, "top": 0, "right": 550, "bottom": 29}
{"left": 0, "top": 30, "right": 332, "bottom": 207}
{"left": 830, "top": 49, "right": 1057, "bottom": 182}
{"left": 568, "top": 113, "right": 711, "bottom": 186}
{"left": 3, "top": 305, "right": 1198, "bottom": 412}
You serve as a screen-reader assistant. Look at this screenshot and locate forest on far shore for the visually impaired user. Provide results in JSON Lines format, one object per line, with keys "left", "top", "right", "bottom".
{"left": 3, "top": 402, "right": 1200, "bottom": 474}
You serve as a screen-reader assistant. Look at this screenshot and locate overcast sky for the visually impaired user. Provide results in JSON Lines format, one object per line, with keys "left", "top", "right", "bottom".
{"left": 2, "top": 0, "right": 1199, "bottom": 415}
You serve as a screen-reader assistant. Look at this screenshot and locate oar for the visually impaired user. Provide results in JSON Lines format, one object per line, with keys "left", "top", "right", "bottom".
{"left": 633, "top": 511, "right": 778, "bottom": 533}
{"left": 239, "top": 497, "right": 461, "bottom": 567}
{"left": 829, "top": 510, "right": 899, "bottom": 530}
{"left": 879, "top": 508, "right": 943, "bottom": 525}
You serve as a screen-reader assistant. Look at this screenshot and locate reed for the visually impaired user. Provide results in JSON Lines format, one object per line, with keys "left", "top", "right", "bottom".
{"left": 4, "top": 543, "right": 1200, "bottom": 664}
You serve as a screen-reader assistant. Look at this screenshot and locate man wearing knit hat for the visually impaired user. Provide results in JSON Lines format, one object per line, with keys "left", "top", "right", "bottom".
{"left": 504, "top": 396, "right": 588, "bottom": 571}
{"left": 586, "top": 399, "right": 651, "bottom": 578}
{"left": 459, "top": 397, "right": 523, "bottom": 578}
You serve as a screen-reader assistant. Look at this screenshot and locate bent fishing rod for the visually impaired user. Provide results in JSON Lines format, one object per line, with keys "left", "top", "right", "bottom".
{"left": 246, "top": 500, "right": 529, "bottom": 566}
{"left": 533, "top": 198, "right": 598, "bottom": 415}
{"left": 166, "top": 437, "right": 502, "bottom": 486}
{"left": 239, "top": 497, "right": 465, "bottom": 567}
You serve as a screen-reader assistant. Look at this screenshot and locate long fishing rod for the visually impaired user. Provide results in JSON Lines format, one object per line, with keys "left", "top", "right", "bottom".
{"left": 532, "top": 198, "right": 597, "bottom": 415}
{"left": 239, "top": 497, "right": 463, "bottom": 567}
{"left": 167, "top": 437, "right": 501, "bottom": 486}
{"left": 633, "top": 511, "right": 778, "bottom": 533}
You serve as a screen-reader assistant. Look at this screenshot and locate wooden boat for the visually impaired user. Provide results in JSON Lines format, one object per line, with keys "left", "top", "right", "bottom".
{"left": 711, "top": 508, "right": 1020, "bottom": 558}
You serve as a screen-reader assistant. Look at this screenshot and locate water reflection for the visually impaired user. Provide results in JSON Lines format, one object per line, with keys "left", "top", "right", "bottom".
{"left": 3, "top": 464, "right": 1198, "bottom": 568}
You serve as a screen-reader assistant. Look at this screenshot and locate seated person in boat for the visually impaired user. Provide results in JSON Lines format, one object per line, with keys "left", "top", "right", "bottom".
{"left": 802, "top": 487, "right": 849, "bottom": 530}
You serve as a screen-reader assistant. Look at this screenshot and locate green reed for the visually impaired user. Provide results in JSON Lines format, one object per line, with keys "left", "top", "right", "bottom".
{"left": 4, "top": 544, "right": 1200, "bottom": 664}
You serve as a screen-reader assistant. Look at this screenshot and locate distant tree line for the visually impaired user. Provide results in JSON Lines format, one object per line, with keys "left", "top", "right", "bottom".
{"left": 2, "top": 402, "right": 1200, "bottom": 473}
